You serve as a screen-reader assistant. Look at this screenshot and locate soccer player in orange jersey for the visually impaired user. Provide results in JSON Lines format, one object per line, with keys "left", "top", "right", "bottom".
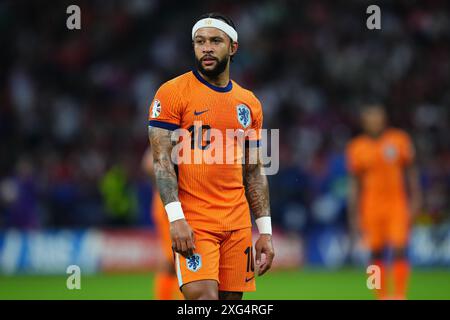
{"left": 142, "top": 148, "right": 182, "bottom": 300}
{"left": 346, "top": 105, "right": 422, "bottom": 300}
{"left": 147, "top": 12, "right": 274, "bottom": 300}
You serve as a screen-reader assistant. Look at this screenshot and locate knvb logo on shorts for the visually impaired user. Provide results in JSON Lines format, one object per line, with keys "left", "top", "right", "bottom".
{"left": 186, "top": 254, "right": 202, "bottom": 272}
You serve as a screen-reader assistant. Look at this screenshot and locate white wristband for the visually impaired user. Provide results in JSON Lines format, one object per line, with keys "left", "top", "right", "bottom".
{"left": 164, "top": 201, "right": 185, "bottom": 223}
{"left": 255, "top": 216, "right": 272, "bottom": 235}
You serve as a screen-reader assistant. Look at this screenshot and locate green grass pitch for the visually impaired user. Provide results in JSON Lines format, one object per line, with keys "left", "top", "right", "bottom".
{"left": 1, "top": 268, "right": 449, "bottom": 300}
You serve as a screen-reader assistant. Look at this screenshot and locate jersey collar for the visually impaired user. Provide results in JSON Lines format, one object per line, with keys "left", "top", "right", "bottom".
{"left": 192, "top": 69, "right": 233, "bottom": 93}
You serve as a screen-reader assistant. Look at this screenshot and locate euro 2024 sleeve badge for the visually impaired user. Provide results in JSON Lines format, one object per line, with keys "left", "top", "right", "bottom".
{"left": 151, "top": 99, "right": 161, "bottom": 118}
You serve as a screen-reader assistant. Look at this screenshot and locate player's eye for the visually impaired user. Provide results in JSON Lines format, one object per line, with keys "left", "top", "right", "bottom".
{"left": 195, "top": 39, "right": 205, "bottom": 45}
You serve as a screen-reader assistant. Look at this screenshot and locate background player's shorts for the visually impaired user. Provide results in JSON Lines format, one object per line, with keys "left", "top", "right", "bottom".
{"left": 174, "top": 227, "right": 256, "bottom": 292}
{"left": 152, "top": 192, "right": 173, "bottom": 262}
{"left": 361, "top": 211, "right": 410, "bottom": 251}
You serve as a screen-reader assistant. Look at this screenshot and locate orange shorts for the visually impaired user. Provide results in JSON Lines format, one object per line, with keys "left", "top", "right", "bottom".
{"left": 152, "top": 192, "right": 173, "bottom": 262}
{"left": 174, "top": 227, "right": 256, "bottom": 292}
{"left": 361, "top": 211, "right": 410, "bottom": 251}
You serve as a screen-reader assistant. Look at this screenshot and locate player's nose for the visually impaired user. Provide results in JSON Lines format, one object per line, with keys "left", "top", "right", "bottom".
{"left": 202, "top": 42, "right": 214, "bottom": 53}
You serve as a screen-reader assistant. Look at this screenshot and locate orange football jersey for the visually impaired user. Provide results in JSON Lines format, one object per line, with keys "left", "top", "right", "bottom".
{"left": 148, "top": 70, "right": 263, "bottom": 231}
{"left": 346, "top": 128, "right": 415, "bottom": 217}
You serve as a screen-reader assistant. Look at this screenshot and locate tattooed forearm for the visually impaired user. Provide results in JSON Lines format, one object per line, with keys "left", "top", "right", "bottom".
{"left": 244, "top": 160, "right": 271, "bottom": 219}
{"left": 148, "top": 127, "right": 179, "bottom": 205}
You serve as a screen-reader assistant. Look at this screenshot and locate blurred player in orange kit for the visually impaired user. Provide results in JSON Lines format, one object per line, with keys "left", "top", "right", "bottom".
{"left": 142, "top": 148, "right": 182, "bottom": 300}
{"left": 346, "top": 104, "right": 422, "bottom": 300}
{"left": 147, "top": 12, "right": 274, "bottom": 300}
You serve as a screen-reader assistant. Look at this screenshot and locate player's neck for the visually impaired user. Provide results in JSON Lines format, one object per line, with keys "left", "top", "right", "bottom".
{"left": 197, "top": 67, "right": 230, "bottom": 88}
{"left": 365, "top": 128, "right": 386, "bottom": 139}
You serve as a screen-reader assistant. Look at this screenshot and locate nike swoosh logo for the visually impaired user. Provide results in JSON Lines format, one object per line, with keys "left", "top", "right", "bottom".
{"left": 194, "top": 109, "right": 209, "bottom": 116}
{"left": 245, "top": 276, "right": 255, "bottom": 282}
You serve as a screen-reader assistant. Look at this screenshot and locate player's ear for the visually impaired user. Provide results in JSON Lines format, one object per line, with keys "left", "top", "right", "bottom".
{"left": 230, "top": 41, "right": 238, "bottom": 57}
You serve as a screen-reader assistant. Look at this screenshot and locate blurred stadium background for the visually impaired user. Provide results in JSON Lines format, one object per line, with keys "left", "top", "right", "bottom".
{"left": 0, "top": 0, "right": 449, "bottom": 299}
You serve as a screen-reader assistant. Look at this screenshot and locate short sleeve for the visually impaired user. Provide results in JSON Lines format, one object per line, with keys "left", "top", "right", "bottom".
{"left": 245, "top": 97, "right": 263, "bottom": 147}
{"left": 148, "top": 82, "right": 183, "bottom": 131}
{"left": 346, "top": 141, "right": 363, "bottom": 175}
{"left": 398, "top": 131, "right": 415, "bottom": 166}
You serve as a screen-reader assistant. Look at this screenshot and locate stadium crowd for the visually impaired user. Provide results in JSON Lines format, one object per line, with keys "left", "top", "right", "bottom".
{"left": 0, "top": 0, "right": 449, "bottom": 231}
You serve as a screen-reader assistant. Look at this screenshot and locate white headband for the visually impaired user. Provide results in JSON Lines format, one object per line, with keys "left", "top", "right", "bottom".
{"left": 192, "top": 18, "right": 238, "bottom": 42}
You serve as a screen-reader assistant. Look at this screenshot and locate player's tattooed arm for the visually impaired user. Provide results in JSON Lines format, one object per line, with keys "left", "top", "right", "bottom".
{"left": 244, "top": 146, "right": 274, "bottom": 276}
{"left": 148, "top": 126, "right": 195, "bottom": 258}
{"left": 148, "top": 127, "right": 179, "bottom": 204}
{"left": 243, "top": 159, "right": 270, "bottom": 219}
